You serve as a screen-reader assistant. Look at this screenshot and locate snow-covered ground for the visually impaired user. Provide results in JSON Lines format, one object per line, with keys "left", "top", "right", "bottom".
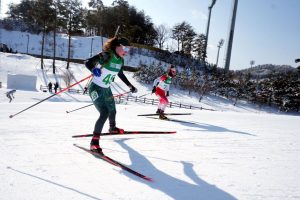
{"left": 0, "top": 52, "right": 300, "bottom": 200}
{"left": 0, "top": 28, "right": 168, "bottom": 68}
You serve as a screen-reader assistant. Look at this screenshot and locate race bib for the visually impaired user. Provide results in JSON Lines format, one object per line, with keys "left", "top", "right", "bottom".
{"left": 91, "top": 91, "right": 99, "bottom": 101}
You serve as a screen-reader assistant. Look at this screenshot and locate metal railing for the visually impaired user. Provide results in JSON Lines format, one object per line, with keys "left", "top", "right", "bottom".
{"left": 116, "top": 95, "right": 215, "bottom": 111}
{"left": 39, "top": 85, "right": 215, "bottom": 111}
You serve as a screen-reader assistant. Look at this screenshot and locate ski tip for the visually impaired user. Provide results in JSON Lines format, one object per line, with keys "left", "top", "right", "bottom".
{"left": 9, "top": 115, "right": 13, "bottom": 118}
{"left": 66, "top": 111, "right": 69, "bottom": 113}
{"left": 144, "top": 176, "right": 153, "bottom": 182}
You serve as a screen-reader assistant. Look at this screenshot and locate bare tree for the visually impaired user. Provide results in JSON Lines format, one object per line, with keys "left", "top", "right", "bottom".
{"left": 154, "top": 24, "right": 169, "bottom": 49}
{"left": 61, "top": 69, "right": 73, "bottom": 87}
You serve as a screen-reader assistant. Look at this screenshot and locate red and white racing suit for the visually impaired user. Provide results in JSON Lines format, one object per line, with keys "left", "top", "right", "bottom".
{"left": 153, "top": 75, "right": 172, "bottom": 111}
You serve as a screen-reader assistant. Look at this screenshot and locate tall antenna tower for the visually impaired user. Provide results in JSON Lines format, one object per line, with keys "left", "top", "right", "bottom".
{"left": 204, "top": 0, "right": 217, "bottom": 61}
{"left": 0, "top": 0, "right": 2, "bottom": 43}
{"left": 224, "top": 0, "right": 238, "bottom": 74}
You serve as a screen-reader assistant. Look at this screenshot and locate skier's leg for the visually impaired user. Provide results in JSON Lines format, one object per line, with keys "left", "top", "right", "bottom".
{"left": 8, "top": 95, "right": 12, "bottom": 103}
{"left": 156, "top": 88, "right": 169, "bottom": 119}
{"left": 104, "top": 89, "right": 124, "bottom": 134}
{"left": 88, "top": 83, "right": 109, "bottom": 154}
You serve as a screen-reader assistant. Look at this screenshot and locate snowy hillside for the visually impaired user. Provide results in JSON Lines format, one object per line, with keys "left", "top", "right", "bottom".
{"left": 239, "top": 64, "right": 297, "bottom": 79}
{"left": 0, "top": 52, "right": 283, "bottom": 114}
{"left": 1, "top": 52, "right": 300, "bottom": 200}
{"left": 0, "top": 28, "right": 169, "bottom": 69}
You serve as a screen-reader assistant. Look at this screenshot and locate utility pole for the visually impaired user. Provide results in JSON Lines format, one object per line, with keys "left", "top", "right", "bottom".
{"left": 0, "top": 0, "right": 2, "bottom": 46}
{"left": 204, "top": 0, "right": 217, "bottom": 61}
{"left": 224, "top": 0, "right": 238, "bottom": 75}
{"left": 26, "top": 35, "right": 30, "bottom": 54}
{"left": 215, "top": 39, "right": 224, "bottom": 67}
{"left": 90, "top": 37, "right": 94, "bottom": 57}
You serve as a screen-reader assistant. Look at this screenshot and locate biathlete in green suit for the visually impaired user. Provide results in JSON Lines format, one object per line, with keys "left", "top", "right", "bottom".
{"left": 84, "top": 37, "right": 138, "bottom": 155}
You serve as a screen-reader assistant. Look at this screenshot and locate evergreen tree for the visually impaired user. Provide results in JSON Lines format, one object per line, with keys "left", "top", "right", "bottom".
{"left": 6, "top": 0, "right": 38, "bottom": 32}
{"left": 34, "top": 0, "right": 56, "bottom": 69}
{"left": 86, "top": 0, "right": 157, "bottom": 45}
{"left": 60, "top": 0, "right": 85, "bottom": 69}
{"left": 171, "top": 21, "right": 187, "bottom": 52}
{"left": 171, "top": 21, "right": 196, "bottom": 55}
{"left": 193, "top": 34, "right": 206, "bottom": 61}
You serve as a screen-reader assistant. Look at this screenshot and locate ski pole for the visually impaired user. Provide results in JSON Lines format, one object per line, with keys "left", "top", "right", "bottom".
{"left": 66, "top": 90, "right": 131, "bottom": 114}
{"left": 138, "top": 92, "right": 152, "bottom": 98}
{"left": 114, "top": 25, "right": 120, "bottom": 37}
{"left": 9, "top": 74, "right": 93, "bottom": 118}
{"left": 66, "top": 104, "right": 93, "bottom": 114}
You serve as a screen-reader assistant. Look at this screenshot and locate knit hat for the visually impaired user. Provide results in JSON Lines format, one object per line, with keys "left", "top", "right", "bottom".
{"left": 118, "top": 37, "right": 130, "bottom": 46}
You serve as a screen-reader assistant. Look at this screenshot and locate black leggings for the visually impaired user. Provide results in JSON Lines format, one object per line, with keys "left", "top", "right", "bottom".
{"left": 94, "top": 106, "right": 116, "bottom": 133}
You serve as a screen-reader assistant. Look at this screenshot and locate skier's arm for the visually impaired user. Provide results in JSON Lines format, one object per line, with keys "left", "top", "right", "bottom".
{"left": 165, "top": 84, "right": 170, "bottom": 96}
{"left": 153, "top": 75, "right": 166, "bottom": 86}
{"left": 84, "top": 52, "right": 110, "bottom": 72}
{"left": 153, "top": 77, "right": 160, "bottom": 87}
{"left": 117, "top": 68, "right": 131, "bottom": 86}
{"left": 118, "top": 68, "right": 137, "bottom": 93}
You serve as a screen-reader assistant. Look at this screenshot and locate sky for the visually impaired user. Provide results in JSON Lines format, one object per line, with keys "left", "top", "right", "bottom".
{"left": 1, "top": 0, "right": 300, "bottom": 70}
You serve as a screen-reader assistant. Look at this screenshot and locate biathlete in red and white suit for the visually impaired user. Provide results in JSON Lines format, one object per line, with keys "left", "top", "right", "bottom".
{"left": 152, "top": 65, "right": 176, "bottom": 119}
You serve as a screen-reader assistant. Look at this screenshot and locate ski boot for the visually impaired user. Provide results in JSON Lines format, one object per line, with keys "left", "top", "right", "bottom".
{"left": 90, "top": 144, "right": 104, "bottom": 155}
{"left": 109, "top": 126, "right": 125, "bottom": 134}
{"left": 90, "top": 133, "right": 103, "bottom": 155}
{"left": 159, "top": 110, "right": 168, "bottom": 120}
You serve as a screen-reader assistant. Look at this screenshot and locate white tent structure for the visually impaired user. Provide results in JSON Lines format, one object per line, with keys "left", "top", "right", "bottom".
{"left": 7, "top": 74, "right": 37, "bottom": 91}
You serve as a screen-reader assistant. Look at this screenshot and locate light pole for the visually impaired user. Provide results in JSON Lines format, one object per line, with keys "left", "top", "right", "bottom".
{"left": 224, "top": 0, "right": 238, "bottom": 75}
{"left": 26, "top": 34, "right": 30, "bottom": 54}
{"left": 215, "top": 39, "right": 224, "bottom": 67}
{"left": 250, "top": 60, "right": 255, "bottom": 68}
{"left": 204, "top": 0, "right": 217, "bottom": 61}
{"left": 90, "top": 37, "right": 94, "bottom": 57}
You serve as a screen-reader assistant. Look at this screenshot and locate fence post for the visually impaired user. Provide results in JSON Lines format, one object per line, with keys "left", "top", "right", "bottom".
{"left": 152, "top": 99, "right": 154, "bottom": 105}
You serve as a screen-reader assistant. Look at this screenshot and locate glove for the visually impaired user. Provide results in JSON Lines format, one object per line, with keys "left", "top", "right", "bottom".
{"left": 166, "top": 91, "right": 169, "bottom": 97}
{"left": 152, "top": 86, "right": 156, "bottom": 94}
{"left": 130, "top": 85, "right": 138, "bottom": 93}
{"left": 92, "top": 68, "right": 101, "bottom": 77}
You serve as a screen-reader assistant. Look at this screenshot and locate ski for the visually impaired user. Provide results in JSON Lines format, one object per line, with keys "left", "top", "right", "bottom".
{"left": 74, "top": 144, "right": 152, "bottom": 182}
{"left": 146, "top": 117, "right": 197, "bottom": 125}
{"left": 137, "top": 113, "right": 192, "bottom": 116}
{"left": 72, "top": 131, "right": 176, "bottom": 138}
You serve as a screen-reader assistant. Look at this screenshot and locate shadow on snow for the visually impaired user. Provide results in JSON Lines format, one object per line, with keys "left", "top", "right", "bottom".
{"left": 114, "top": 138, "right": 237, "bottom": 200}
